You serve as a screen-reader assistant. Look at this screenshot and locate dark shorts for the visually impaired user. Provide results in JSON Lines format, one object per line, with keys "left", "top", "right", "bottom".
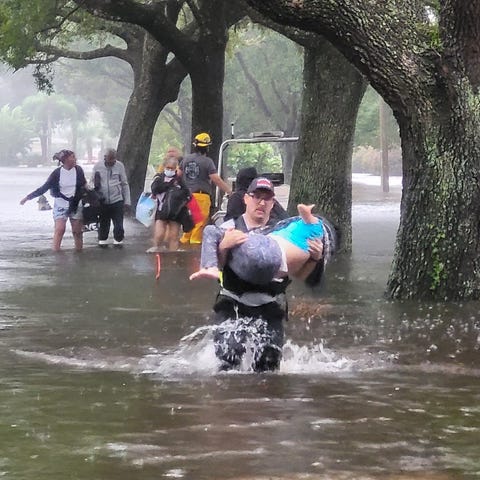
{"left": 213, "top": 295, "right": 286, "bottom": 372}
{"left": 155, "top": 206, "right": 194, "bottom": 232}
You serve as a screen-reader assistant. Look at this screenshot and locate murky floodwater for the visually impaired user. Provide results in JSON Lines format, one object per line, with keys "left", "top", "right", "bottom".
{"left": 0, "top": 167, "right": 479, "bottom": 480}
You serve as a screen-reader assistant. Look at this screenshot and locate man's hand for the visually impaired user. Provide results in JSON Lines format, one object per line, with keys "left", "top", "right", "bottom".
{"left": 219, "top": 228, "right": 248, "bottom": 252}
{"left": 307, "top": 237, "right": 324, "bottom": 262}
{"left": 124, "top": 204, "right": 132, "bottom": 216}
{"left": 218, "top": 228, "right": 247, "bottom": 268}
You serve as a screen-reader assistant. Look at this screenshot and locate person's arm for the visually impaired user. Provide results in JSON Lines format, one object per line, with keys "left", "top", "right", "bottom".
{"left": 210, "top": 173, "right": 232, "bottom": 195}
{"left": 119, "top": 163, "right": 131, "bottom": 206}
{"left": 151, "top": 174, "right": 171, "bottom": 195}
{"left": 217, "top": 228, "right": 248, "bottom": 267}
{"left": 176, "top": 175, "right": 191, "bottom": 198}
{"left": 20, "top": 171, "right": 56, "bottom": 204}
{"left": 77, "top": 166, "right": 87, "bottom": 189}
{"left": 293, "top": 238, "right": 324, "bottom": 283}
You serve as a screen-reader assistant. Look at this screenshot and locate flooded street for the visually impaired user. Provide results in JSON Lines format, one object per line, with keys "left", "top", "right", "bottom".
{"left": 0, "top": 167, "right": 479, "bottom": 480}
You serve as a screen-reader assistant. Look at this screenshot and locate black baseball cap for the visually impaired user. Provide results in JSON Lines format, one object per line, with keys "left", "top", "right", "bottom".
{"left": 247, "top": 177, "right": 275, "bottom": 194}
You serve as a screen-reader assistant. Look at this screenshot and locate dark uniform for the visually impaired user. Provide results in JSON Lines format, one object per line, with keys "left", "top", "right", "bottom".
{"left": 212, "top": 215, "right": 291, "bottom": 372}
{"left": 212, "top": 214, "right": 336, "bottom": 372}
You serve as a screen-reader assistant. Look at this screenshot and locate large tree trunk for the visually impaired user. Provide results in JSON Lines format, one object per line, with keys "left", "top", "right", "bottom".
{"left": 189, "top": 48, "right": 225, "bottom": 165}
{"left": 388, "top": 95, "right": 480, "bottom": 299}
{"left": 117, "top": 40, "right": 187, "bottom": 206}
{"left": 288, "top": 43, "right": 366, "bottom": 252}
{"left": 188, "top": 2, "right": 229, "bottom": 167}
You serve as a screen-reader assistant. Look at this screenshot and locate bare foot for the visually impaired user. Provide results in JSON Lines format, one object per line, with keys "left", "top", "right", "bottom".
{"left": 189, "top": 267, "right": 220, "bottom": 281}
{"left": 297, "top": 204, "right": 317, "bottom": 224}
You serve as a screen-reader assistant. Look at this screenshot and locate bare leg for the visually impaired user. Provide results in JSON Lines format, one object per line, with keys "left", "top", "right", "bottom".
{"left": 189, "top": 225, "right": 224, "bottom": 280}
{"left": 153, "top": 219, "right": 167, "bottom": 247}
{"left": 70, "top": 218, "right": 84, "bottom": 251}
{"left": 297, "top": 204, "right": 318, "bottom": 224}
{"left": 53, "top": 218, "right": 67, "bottom": 251}
{"left": 167, "top": 222, "right": 180, "bottom": 251}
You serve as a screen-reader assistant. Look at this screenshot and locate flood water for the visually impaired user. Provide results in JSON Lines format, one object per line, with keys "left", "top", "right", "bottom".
{"left": 0, "top": 167, "right": 479, "bottom": 480}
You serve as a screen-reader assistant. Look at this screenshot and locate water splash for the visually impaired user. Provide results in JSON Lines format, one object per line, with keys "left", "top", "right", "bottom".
{"left": 11, "top": 322, "right": 390, "bottom": 377}
{"left": 280, "top": 339, "right": 356, "bottom": 374}
{"left": 139, "top": 326, "right": 220, "bottom": 376}
{"left": 141, "top": 322, "right": 385, "bottom": 376}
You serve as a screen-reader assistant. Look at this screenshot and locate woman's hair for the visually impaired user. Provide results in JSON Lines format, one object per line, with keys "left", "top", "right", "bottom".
{"left": 163, "top": 156, "right": 178, "bottom": 168}
{"left": 53, "top": 149, "right": 74, "bottom": 164}
{"left": 165, "top": 146, "right": 181, "bottom": 160}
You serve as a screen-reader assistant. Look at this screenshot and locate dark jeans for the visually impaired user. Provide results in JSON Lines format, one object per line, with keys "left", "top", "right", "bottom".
{"left": 98, "top": 201, "right": 125, "bottom": 242}
{"left": 213, "top": 294, "right": 286, "bottom": 372}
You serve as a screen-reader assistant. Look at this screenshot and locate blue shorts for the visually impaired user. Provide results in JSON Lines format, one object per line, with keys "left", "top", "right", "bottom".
{"left": 53, "top": 204, "right": 83, "bottom": 221}
{"left": 270, "top": 218, "right": 324, "bottom": 251}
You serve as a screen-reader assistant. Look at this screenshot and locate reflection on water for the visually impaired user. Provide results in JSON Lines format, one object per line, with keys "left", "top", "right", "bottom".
{"left": 0, "top": 168, "right": 479, "bottom": 479}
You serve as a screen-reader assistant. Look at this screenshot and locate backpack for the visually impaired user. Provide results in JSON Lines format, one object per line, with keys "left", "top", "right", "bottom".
{"left": 158, "top": 184, "right": 190, "bottom": 220}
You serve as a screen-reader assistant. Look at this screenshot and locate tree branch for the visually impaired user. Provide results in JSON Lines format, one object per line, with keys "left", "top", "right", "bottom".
{"left": 244, "top": 0, "right": 434, "bottom": 114}
{"left": 235, "top": 51, "right": 275, "bottom": 120}
{"left": 72, "top": 0, "right": 196, "bottom": 66}
{"left": 185, "top": 0, "right": 206, "bottom": 30}
{"left": 37, "top": 3, "right": 85, "bottom": 36}
{"left": 439, "top": 1, "right": 480, "bottom": 90}
{"left": 39, "top": 43, "right": 131, "bottom": 63}
{"left": 163, "top": 106, "right": 182, "bottom": 132}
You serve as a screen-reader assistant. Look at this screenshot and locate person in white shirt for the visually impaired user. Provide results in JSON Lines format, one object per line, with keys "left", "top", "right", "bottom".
{"left": 20, "top": 150, "right": 87, "bottom": 252}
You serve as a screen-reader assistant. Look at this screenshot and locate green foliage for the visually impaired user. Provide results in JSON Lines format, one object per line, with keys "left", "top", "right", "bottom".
{"left": 53, "top": 57, "right": 130, "bottom": 135}
{"left": 355, "top": 86, "right": 399, "bottom": 148}
{"left": 20, "top": 92, "right": 78, "bottom": 160}
{"left": 0, "top": 0, "right": 105, "bottom": 68}
{"left": 0, "top": 105, "right": 35, "bottom": 165}
{"left": 21, "top": 92, "right": 77, "bottom": 130}
{"left": 223, "top": 143, "right": 282, "bottom": 179}
{"left": 148, "top": 118, "right": 183, "bottom": 169}
{"left": 352, "top": 146, "right": 403, "bottom": 175}
{"left": 224, "top": 26, "right": 303, "bottom": 136}
{"left": 0, "top": 0, "right": 128, "bottom": 141}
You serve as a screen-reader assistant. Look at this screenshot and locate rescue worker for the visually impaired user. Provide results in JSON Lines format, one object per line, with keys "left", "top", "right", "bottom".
{"left": 178, "top": 132, "right": 231, "bottom": 244}
{"left": 210, "top": 177, "right": 330, "bottom": 372}
{"left": 224, "top": 166, "right": 288, "bottom": 225}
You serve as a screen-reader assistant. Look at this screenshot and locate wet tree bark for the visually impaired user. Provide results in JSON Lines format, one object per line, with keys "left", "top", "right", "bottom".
{"left": 187, "top": 10, "right": 229, "bottom": 163}
{"left": 245, "top": 0, "right": 480, "bottom": 299}
{"left": 287, "top": 42, "right": 366, "bottom": 252}
{"left": 117, "top": 35, "right": 187, "bottom": 204}
{"left": 244, "top": 10, "right": 366, "bottom": 252}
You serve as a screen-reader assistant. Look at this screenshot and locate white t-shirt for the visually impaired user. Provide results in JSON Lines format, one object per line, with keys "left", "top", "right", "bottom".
{"left": 56, "top": 167, "right": 77, "bottom": 209}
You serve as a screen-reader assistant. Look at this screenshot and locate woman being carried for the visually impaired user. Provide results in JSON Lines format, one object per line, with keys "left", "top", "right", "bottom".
{"left": 190, "top": 204, "right": 325, "bottom": 284}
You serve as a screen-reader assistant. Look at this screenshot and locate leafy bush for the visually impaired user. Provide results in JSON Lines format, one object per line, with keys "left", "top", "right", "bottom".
{"left": 0, "top": 105, "right": 35, "bottom": 165}
{"left": 222, "top": 143, "right": 282, "bottom": 178}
